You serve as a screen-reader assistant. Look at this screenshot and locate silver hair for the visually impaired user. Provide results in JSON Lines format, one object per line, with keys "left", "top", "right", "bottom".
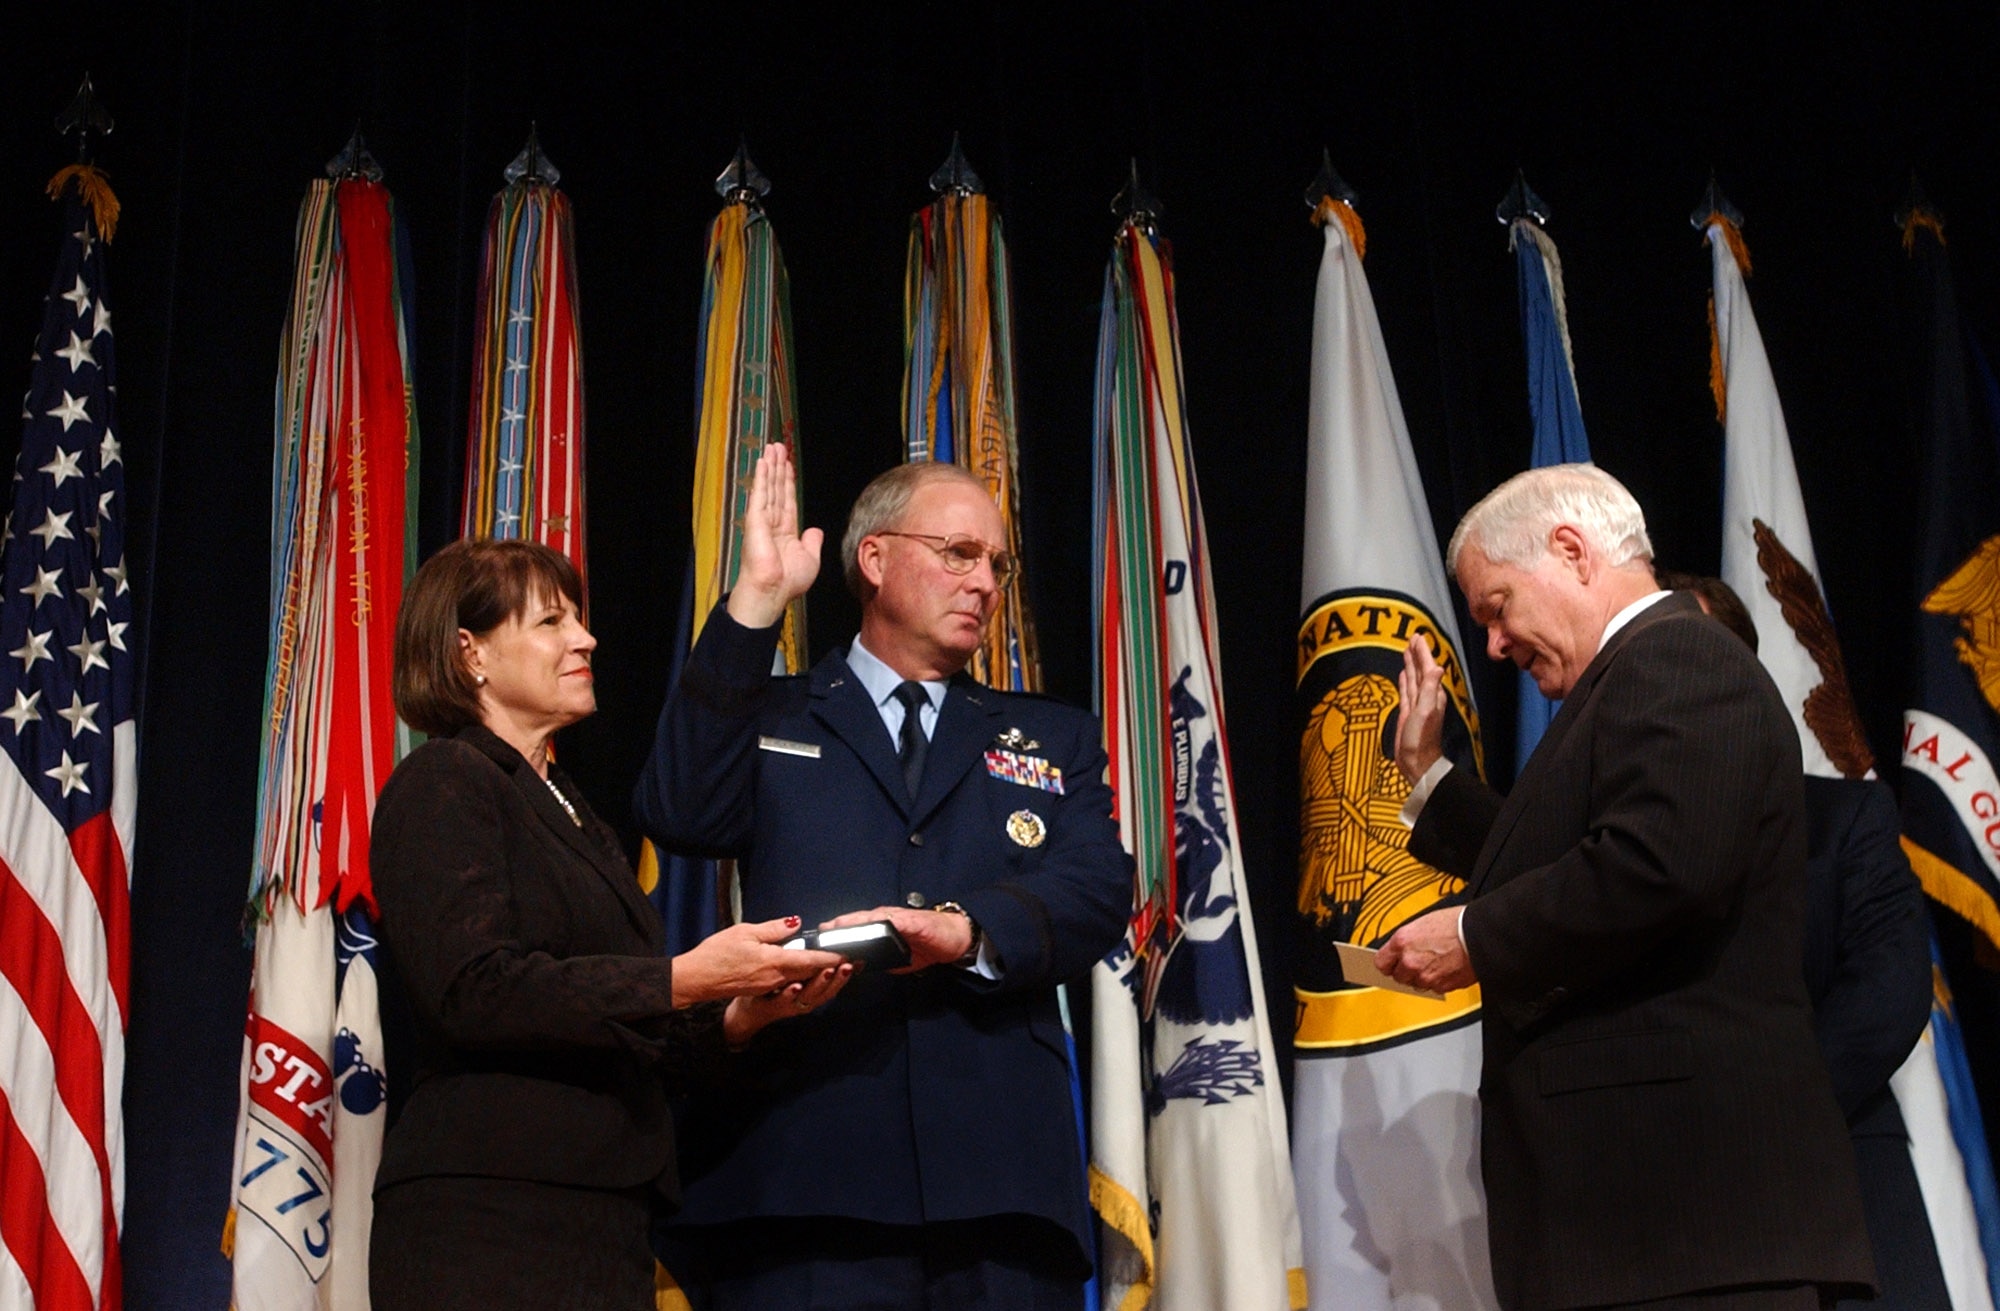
{"left": 1446, "top": 462, "right": 1654, "bottom": 576}
{"left": 840, "top": 460, "right": 993, "bottom": 598}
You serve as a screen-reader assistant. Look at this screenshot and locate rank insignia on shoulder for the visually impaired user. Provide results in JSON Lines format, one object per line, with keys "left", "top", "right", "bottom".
{"left": 993, "top": 726, "right": 1040, "bottom": 751}
{"left": 984, "top": 748, "right": 1064, "bottom": 794}
{"left": 1006, "top": 809, "right": 1048, "bottom": 848}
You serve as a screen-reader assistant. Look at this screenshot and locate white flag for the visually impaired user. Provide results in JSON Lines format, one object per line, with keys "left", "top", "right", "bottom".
{"left": 1090, "top": 220, "right": 1304, "bottom": 1310}
{"left": 1708, "top": 216, "right": 1856, "bottom": 778}
{"left": 1291, "top": 197, "right": 1497, "bottom": 1311}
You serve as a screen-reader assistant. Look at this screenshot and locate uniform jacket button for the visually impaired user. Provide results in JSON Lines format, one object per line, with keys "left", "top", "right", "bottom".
{"left": 908, "top": 832, "right": 925, "bottom": 848}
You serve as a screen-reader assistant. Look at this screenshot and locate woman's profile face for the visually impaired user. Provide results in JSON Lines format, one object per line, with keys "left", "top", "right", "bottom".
{"left": 463, "top": 589, "right": 597, "bottom": 733}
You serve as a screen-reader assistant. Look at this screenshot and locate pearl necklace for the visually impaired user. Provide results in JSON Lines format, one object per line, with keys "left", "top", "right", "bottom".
{"left": 543, "top": 775, "right": 582, "bottom": 828}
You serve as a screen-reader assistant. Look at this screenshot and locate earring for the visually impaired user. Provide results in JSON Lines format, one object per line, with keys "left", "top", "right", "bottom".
{"left": 474, "top": 674, "right": 486, "bottom": 686}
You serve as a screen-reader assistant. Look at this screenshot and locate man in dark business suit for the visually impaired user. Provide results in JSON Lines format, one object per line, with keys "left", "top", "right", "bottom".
{"left": 636, "top": 444, "right": 1131, "bottom": 1310}
{"left": 1377, "top": 464, "right": 1874, "bottom": 1310}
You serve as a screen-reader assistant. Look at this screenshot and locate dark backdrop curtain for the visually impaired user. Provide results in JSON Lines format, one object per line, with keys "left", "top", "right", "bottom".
{"left": 2, "top": 2, "right": 1997, "bottom": 1303}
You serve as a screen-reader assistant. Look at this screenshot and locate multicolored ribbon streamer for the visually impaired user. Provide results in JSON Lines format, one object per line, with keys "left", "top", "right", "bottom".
{"left": 463, "top": 179, "right": 586, "bottom": 584}
{"left": 253, "top": 177, "right": 416, "bottom": 919}
{"left": 687, "top": 199, "right": 805, "bottom": 667}
{"left": 902, "top": 187, "right": 1039, "bottom": 692}
{"left": 642, "top": 188, "right": 805, "bottom": 940}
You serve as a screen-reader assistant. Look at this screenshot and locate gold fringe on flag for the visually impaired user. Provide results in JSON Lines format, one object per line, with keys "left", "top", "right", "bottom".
{"left": 46, "top": 163, "right": 119, "bottom": 243}
{"left": 1707, "top": 293, "right": 1727, "bottom": 423}
{"left": 1699, "top": 211, "right": 1753, "bottom": 276}
{"left": 1902, "top": 207, "right": 1947, "bottom": 254}
{"left": 1312, "top": 196, "right": 1367, "bottom": 260}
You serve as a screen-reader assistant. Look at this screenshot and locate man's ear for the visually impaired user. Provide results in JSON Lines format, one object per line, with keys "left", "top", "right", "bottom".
{"left": 1547, "top": 524, "right": 1592, "bottom": 580}
{"left": 857, "top": 536, "right": 888, "bottom": 592}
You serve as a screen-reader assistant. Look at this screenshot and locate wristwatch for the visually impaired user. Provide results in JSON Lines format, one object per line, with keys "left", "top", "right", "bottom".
{"left": 931, "top": 901, "right": 983, "bottom": 969}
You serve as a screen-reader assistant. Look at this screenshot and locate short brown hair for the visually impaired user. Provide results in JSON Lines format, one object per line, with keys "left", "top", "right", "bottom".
{"left": 839, "top": 460, "right": 993, "bottom": 599}
{"left": 1654, "top": 568, "right": 1759, "bottom": 654}
{"left": 394, "top": 539, "right": 584, "bottom": 736}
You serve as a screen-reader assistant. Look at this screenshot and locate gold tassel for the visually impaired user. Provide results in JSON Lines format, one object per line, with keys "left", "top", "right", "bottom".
{"left": 1707, "top": 293, "right": 1727, "bottom": 423}
{"left": 1311, "top": 196, "right": 1367, "bottom": 261}
{"left": 46, "top": 163, "right": 120, "bottom": 244}
{"left": 220, "top": 1206, "right": 237, "bottom": 1260}
{"left": 1902, "top": 207, "right": 1947, "bottom": 254}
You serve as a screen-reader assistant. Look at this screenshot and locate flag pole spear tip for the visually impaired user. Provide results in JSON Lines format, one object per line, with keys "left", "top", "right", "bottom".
{"left": 504, "top": 122, "right": 561, "bottom": 187}
{"left": 1689, "top": 171, "right": 1743, "bottom": 231}
{"left": 325, "top": 124, "right": 384, "bottom": 182}
{"left": 1111, "top": 158, "right": 1163, "bottom": 229}
{"left": 55, "top": 74, "right": 114, "bottom": 163}
{"left": 1304, "top": 148, "right": 1358, "bottom": 210}
{"left": 1496, "top": 169, "right": 1550, "bottom": 227}
{"left": 715, "top": 139, "right": 771, "bottom": 206}
{"left": 928, "top": 132, "right": 985, "bottom": 197}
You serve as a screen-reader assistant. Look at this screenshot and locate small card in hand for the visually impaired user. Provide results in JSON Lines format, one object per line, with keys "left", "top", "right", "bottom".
{"left": 783, "top": 921, "right": 911, "bottom": 971}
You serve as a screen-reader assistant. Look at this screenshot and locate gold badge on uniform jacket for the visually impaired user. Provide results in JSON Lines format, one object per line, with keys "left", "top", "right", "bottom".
{"left": 1006, "top": 809, "right": 1047, "bottom": 848}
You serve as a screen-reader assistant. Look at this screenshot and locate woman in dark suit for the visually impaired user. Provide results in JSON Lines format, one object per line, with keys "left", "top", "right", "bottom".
{"left": 367, "top": 539, "right": 848, "bottom": 1309}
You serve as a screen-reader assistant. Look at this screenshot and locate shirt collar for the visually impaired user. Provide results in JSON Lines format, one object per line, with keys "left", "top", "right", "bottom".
{"left": 846, "top": 633, "right": 947, "bottom": 712}
{"left": 1598, "top": 588, "right": 1669, "bottom": 654}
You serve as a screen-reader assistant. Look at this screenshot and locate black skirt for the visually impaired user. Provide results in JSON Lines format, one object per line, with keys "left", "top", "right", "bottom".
{"left": 370, "top": 1175, "right": 656, "bottom": 1310}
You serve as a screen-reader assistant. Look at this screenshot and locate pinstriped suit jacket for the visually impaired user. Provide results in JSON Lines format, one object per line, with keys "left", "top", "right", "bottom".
{"left": 1412, "top": 592, "right": 1873, "bottom": 1310}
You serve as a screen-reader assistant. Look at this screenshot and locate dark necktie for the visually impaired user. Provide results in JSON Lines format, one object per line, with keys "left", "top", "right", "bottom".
{"left": 892, "top": 681, "right": 930, "bottom": 800}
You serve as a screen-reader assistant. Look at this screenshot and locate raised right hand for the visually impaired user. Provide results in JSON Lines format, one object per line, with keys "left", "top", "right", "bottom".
{"left": 671, "top": 915, "right": 844, "bottom": 1006}
{"left": 726, "top": 442, "right": 822, "bottom": 630}
{"left": 1395, "top": 633, "right": 1447, "bottom": 786}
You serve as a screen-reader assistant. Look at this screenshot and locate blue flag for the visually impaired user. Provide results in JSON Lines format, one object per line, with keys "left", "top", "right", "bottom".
{"left": 1509, "top": 220, "right": 1591, "bottom": 773}
{"left": 1895, "top": 205, "right": 2000, "bottom": 1307}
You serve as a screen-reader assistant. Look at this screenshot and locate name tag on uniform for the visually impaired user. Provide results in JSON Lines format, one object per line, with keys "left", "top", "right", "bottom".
{"left": 985, "top": 748, "right": 1064, "bottom": 795}
{"left": 758, "top": 736, "right": 821, "bottom": 759}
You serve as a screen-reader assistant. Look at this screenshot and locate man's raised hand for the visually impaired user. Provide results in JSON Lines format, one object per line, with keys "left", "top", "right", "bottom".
{"left": 726, "top": 442, "right": 822, "bottom": 630}
{"left": 1395, "top": 632, "right": 1447, "bottom": 786}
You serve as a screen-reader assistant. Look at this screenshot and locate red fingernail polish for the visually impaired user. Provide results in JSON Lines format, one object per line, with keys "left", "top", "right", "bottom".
{"left": 786, "top": 915, "right": 801, "bottom": 927}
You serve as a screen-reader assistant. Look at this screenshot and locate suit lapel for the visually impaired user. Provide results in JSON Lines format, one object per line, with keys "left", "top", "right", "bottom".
{"left": 808, "top": 651, "right": 914, "bottom": 817}
{"left": 911, "top": 675, "right": 1004, "bottom": 825}
{"left": 1470, "top": 592, "right": 1699, "bottom": 893}
{"left": 531, "top": 764, "right": 661, "bottom": 944}
{"left": 456, "top": 725, "right": 658, "bottom": 943}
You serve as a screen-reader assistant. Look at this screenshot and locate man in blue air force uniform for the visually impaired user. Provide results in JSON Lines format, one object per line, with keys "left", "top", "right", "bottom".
{"left": 636, "top": 444, "right": 1131, "bottom": 1310}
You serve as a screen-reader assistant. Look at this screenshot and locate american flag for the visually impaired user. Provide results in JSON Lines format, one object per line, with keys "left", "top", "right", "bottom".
{"left": 0, "top": 177, "right": 136, "bottom": 1309}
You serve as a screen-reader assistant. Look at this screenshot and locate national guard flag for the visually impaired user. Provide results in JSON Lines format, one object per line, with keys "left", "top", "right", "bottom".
{"left": 0, "top": 154, "right": 137, "bottom": 1311}
{"left": 1290, "top": 166, "right": 1496, "bottom": 1311}
{"left": 1089, "top": 186, "right": 1304, "bottom": 1311}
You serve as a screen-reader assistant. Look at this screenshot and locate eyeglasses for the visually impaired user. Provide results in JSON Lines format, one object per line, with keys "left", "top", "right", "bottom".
{"left": 876, "top": 532, "right": 1017, "bottom": 588}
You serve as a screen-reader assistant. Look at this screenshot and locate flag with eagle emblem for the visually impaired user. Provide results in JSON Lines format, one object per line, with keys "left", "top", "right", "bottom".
{"left": 1699, "top": 190, "right": 1873, "bottom": 781}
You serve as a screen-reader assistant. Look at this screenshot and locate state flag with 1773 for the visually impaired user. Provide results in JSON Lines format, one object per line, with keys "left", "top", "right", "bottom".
{"left": 0, "top": 156, "right": 138, "bottom": 1311}
{"left": 227, "top": 140, "right": 415, "bottom": 1311}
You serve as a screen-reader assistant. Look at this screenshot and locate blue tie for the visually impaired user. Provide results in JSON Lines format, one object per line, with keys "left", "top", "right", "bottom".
{"left": 893, "top": 681, "right": 930, "bottom": 800}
